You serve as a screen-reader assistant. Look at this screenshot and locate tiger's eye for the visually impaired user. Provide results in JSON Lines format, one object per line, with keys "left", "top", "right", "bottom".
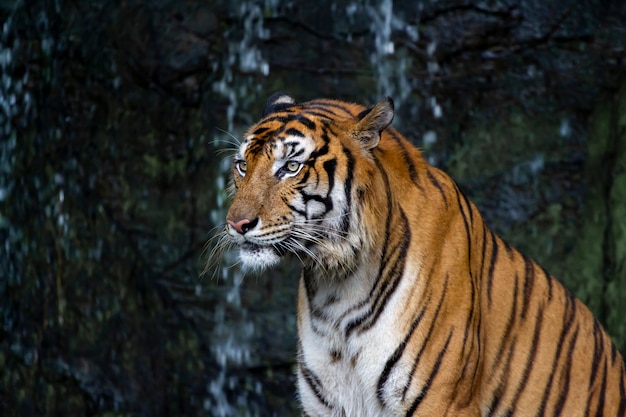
{"left": 236, "top": 160, "right": 247, "bottom": 176}
{"left": 286, "top": 161, "right": 301, "bottom": 172}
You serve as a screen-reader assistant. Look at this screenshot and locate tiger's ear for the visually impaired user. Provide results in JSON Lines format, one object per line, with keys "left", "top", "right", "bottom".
{"left": 353, "top": 97, "right": 394, "bottom": 150}
{"left": 263, "top": 92, "right": 297, "bottom": 116}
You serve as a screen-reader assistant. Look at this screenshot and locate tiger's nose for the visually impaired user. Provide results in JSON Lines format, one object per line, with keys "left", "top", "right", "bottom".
{"left": 226, "top": 217, "right": 259, "bottom": 234}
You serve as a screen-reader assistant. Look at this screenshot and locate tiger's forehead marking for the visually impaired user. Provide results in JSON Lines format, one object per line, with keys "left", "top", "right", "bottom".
{"left": 238, "top": 127, "right": 317, "bottom": 179}
{"left": 275, "top": 135, "right": 314, "bottom": 159}
{"left": 239, "top": 112, "right": 325, "bottom": 161}
{"left": 239, "top": 131, "right": 316, "bottom": 167}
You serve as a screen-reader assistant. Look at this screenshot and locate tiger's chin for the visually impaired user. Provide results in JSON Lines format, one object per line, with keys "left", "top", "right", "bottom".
{"left": 239, "top": 242, "right": 282, "bottom": 272}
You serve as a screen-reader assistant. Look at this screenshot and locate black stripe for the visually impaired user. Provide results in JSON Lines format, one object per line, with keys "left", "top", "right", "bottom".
{"left": 295, "top": 114, "right": 317, "bottom": 130}
{"left": 536, "top": 291, "right": 577, "bottom": 416}
{"left": 331, "top": 212, "right": 399, "bottom": 326}
{"left": 284, "top": 127, "right": 305, "bottom": 137}
{"left": 538, "top": 264, "right": 553, "bottom": 301}
{"left": 296, "top": 158, "right": 336, "bottom": 219}
{"left": 302, "top": 269, "right": 334, "bottom": 338}
{"left": 286, "top": 202, "right": 307, "bottom": 217}
{"left": 469, "top": 311, "right": 482, "bottom": 389}
{"left": 388, "top": 129, "right": 423, "bottom": 190}
{"left": 502, "top": 238, "right": 514, "bottom": 259}
{"left": 309, "top": 127, "right": 330, "bottom": 159}
{"left": 478, "top": 223, "right": 488, "bottom": 280}
{"left": 486, "top": 339, "right": 518, "bottom": 417}
{"left": 256, "top": 114, "right": 317, "bottom": 139}
{"left": 506, "top": 303, "right": 545, "bottom": 413}
{"left": 260, "top": 114, "right": 294, "bottom": 125}
{"left": 593, "top": 358, "right": 608, "bottom": 417}
{"left": 521, "top": 256, "right": 536, "bottom": 320}
{"left": 554, "top": 326, "right": 579, "bottom": 416}
{"left": 537, "top": 297, "right": 576, "bottom": 416}
{"left": 454, "top": 282, "right": 481, "bottom": 408}
{"left": 300, "top": 363, "right": 334, "bottom": 410}
{"left": 590, "top": 318, "right": 604, "bottom": 388}
{"left": 252, "top": 126, "right": 271, "bottom": 136}
{"left": 454, "top": 186, "right": 484, "bottom": 405}
{"left": 301, "top": 163, "right": 313, "bottom": 184}
{"left": 460, "top": 187, "right": 474, "bottom": 226}
{"left": 401, "top": 274, "right": 450, "bottom": 400}
{"left": 377, "top": 299, "right": 429, "bottom": 405}
{"left": 302, "top": 267, "right": 317, "bottom": 301}
{"left": 302, "top": 267, "right": 327, "bottom": 322}
{"left": 302, "top": 110, "right": 335, "bottom": 119}
{"left": 449, "top": 185, "right": 480, "bottom": 409}
{"left": 427, "top": 168, "right": 448, "bottom": 207}
{"left": 490, "top": 273, "right": 519, "bottom": 376}
{"left": 323, "top": 158, "right": 337, "bottom": 196}
{"left": 247, "top": 138, "right": 268, "bottom": 156}
{"left": 487, "top": 230, "right": 499, "bottom": 306}
{"left": 306, "top": 102, "right": 355, "bottom": 117}
{"left": 454, "top": 185, "right": 473, "bottom": 272}
{"left": 287, "top": 147, "right": 305, "bottom": 158}
{"left": 301, "top": 190, "right": 333, "bottom": 217}
{"left": 585, "top": 318, "right": 604, "bottom": 416}
{"left": 377, "top": 262, "right": 438, "bottom": 405}
{"left": 343, "top": 239, "right": 403, "bottom": 336}
{"left": 349, "top": 210, "right": 410, "bottom": 335}
{"left": 405, "top": 330, "right": 454, "bottom": 417}
{"left": 356, "top": 107, "right": 372, "bottom": 120}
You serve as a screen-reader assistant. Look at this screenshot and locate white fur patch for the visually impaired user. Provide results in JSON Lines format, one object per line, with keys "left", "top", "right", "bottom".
{"left": 271, "top": 135, "right": 316, "bottom": 175}
{"left": 239, "top": 244, "right": 280, "bottom": 272}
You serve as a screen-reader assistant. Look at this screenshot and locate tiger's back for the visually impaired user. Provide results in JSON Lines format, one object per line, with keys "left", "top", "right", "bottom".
{"left": 222, "top": 93, "right": 626, "bottom": 416}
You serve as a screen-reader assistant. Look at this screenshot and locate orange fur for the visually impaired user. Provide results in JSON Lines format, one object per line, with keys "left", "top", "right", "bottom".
{"left": 223, "top": 94, "right": 626, "bottom": 416}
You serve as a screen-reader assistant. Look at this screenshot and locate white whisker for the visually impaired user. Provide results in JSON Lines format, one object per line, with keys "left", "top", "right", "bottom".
{"left": 215, "top": 147, "right": 238, "bottom": 157}
{"left": 212, "top": 127, "right": 241, "bottom": 146}
{"left": 201, "top": 226, "right": 239, "bottom": 280}
{"left": 286, "top": 239, "right": 328, "bottom": 273}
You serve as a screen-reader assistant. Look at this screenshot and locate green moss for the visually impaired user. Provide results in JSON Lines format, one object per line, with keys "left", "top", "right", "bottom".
{"left": 605, "top": 84, "right": 626, "bottom": 350}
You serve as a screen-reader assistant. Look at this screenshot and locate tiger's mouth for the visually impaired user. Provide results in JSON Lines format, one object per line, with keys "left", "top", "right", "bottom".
{"left": 241, "top": 241, "right": 287, "bottom": 255}
{"left": 242, "top": 241, "right": 260, "bottom": 251}
{"left": 241, "top": 241, "right": 277, "bottom": 254}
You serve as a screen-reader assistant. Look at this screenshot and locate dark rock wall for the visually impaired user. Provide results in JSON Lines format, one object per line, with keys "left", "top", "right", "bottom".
{"left": 1, "top": 0, "right": 625, "bottom": 415}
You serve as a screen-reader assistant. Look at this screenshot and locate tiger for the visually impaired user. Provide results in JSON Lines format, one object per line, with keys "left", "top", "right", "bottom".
{"left": 220, "top": 92, "right": 626, "bottom": 416}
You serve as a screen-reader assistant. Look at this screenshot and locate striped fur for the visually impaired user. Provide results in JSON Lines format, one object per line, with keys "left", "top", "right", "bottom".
{"left": 222, "top": 94, "right": 626, "bottom": 416}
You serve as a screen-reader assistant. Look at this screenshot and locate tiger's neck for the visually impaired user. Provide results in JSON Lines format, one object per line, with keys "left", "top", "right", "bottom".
{"left": 300, "top": 168, "right": 429, "bottom": 316}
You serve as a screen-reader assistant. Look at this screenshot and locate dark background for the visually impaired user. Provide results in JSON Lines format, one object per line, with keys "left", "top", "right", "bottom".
{"left": 1, "top": 0, "right": 625, "bottom": 415}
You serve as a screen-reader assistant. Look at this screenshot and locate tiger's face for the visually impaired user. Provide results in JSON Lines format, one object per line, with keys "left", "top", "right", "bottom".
{"left": 226, "top": 115, "right": 323, "bottom": 271}
{"left": 224, "top": 93, "right": 394, "bottom": 272}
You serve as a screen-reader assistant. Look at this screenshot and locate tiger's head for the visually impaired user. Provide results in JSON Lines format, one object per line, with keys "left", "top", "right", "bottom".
{"left": 223, "top": 93, "right": 394, "bottom": 273}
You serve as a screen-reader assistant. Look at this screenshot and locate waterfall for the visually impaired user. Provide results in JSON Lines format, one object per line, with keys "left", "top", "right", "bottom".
{"left": 205, "top": 156, "right": 259, "bottom": 416}
{"left": 207, "top": 2, "right": 276, "bottom": 415}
